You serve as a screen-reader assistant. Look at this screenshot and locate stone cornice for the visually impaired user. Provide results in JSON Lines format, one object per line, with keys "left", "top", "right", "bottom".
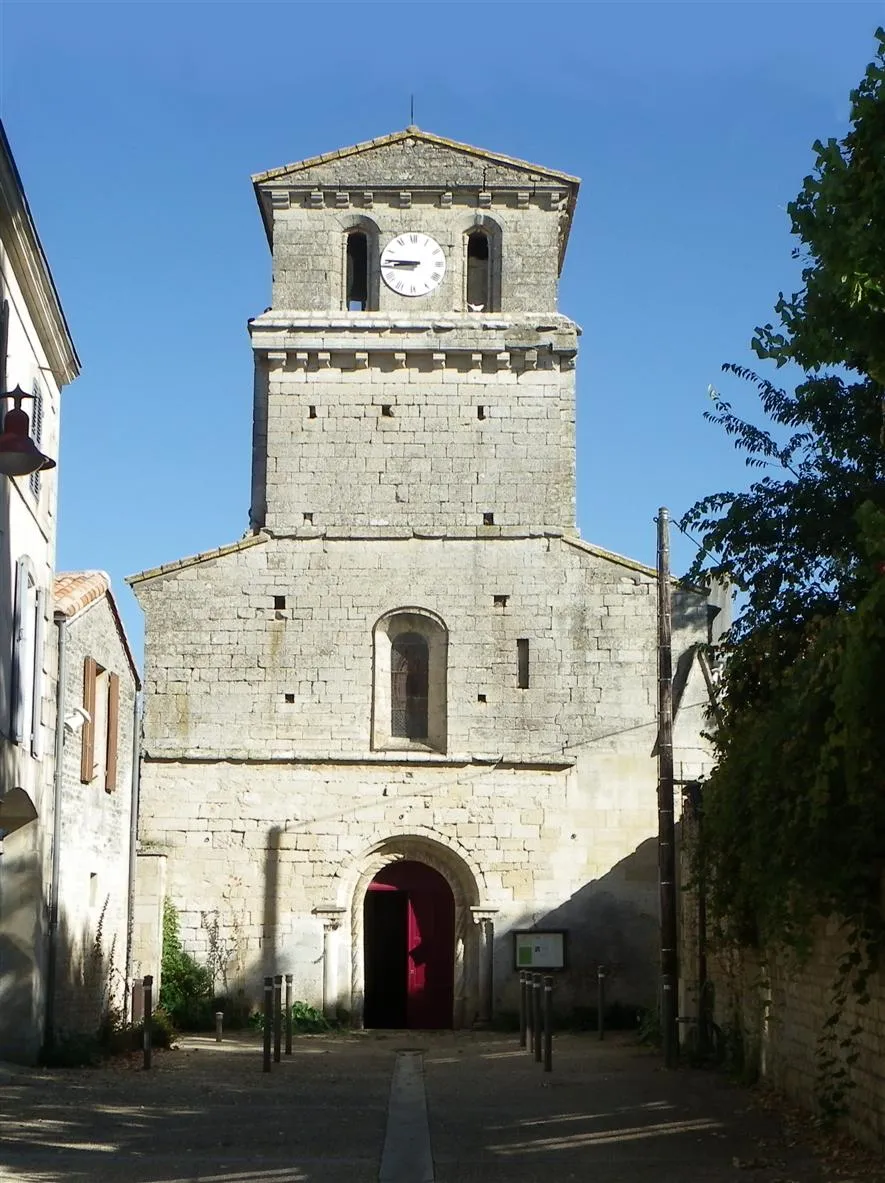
{"left": 142, "top": 752, "right": 577, "bottom": 771}
{"left": 256, "top": 346, "right": 576, "bottom": 374}
{"left": 264, "top": 186, "right": 572, "bottom": 212}
{"left": 249, "top": 314, "right": 579, "bottom": 371}
{"left": 250, "top": 313, "right": 578, "bottom": 334}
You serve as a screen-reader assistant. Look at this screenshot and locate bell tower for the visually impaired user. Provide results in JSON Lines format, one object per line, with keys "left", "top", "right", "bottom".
{"left": 248, "top": 128, "right": 580, "bottom": 538}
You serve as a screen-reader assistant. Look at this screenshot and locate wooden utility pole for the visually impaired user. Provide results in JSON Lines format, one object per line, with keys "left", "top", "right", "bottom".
{"left": 657, "top": 507, "right": 678, "bottom": 1068}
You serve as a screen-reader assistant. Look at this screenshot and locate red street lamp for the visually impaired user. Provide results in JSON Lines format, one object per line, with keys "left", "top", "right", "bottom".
{"left": 0, "top": 386, "right": 55, "bottom": 478}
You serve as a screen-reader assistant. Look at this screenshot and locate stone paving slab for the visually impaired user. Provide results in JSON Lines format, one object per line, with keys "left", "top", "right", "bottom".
{"left": 0, "top": 1034, "right": 389, "bottom": 1182}
{"left": 423, "top": 1032, "right": 824, "bottom": 1182}
{"left": 0, "top": 1029, "right": 837, "bottom": 1182}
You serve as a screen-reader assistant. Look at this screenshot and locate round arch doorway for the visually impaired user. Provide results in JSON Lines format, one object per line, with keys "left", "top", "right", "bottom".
{"left": 363, "top": 860, "right": 455, "bottom": 1029}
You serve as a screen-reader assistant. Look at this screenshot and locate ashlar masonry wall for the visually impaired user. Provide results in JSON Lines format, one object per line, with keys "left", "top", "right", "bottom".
{"left": 250, "top": 326, "right": 577, "bottom": 536}
{"left": 54, "top": 596, "right": 137, "bottom": 1038}
{"left": 680, "top": 853, "right": 885, "bottom": 1151}
{"left": 134, "top": 531, "right": 712, "bottom": 1020}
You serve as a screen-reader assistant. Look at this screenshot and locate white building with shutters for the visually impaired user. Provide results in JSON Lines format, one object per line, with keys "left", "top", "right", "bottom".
{"left": 49, "top": 572, "right": 140, "bottom": 1045}
{"left": 0, "top": 120, "right": 80, "bottom": 1060}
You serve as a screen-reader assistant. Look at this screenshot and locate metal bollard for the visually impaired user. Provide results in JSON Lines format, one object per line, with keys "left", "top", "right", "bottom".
{"left": 598, "top": 966, "right": 606, "bottom": 1041}
{"left": 543, "top": 975, "right": 553, "bottom": 1072}
{"left": 143, "top": 974, "right": 153, "bottom": 1071}
{"left": 215, "top": 1011, "right": 223, "bottom": 1043}
{"left": 532, "top": 974, "right": 542, "bottom": 1063}
{"left": 273, "top": 974, "right": 283, "bottom": 1063}
{"left": 518, "top": 971, "right": 527, "bottom": 1049}
{"left": 285, "top": 974, "right": 293, "bottom": 1055}
{"left": 262, "top": 976, "right": 273, "bottom": 1073}
{"left": 525, "top": 971, "right": 533, "bottom": 1052}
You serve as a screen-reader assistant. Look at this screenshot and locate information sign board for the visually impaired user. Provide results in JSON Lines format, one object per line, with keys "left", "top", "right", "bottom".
{"left": 513, "top": 930, "right": 567, "bottom": 970}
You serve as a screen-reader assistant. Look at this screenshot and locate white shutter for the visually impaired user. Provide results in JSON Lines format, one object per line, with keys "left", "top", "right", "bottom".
{"left": 10, "top": 558, "right": 28, "bottom": 744}
{"left": 30, "top": 588, "right": 46, "bottom": 758}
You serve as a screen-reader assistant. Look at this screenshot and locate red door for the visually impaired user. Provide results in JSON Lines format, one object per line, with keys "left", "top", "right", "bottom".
{"left": 364, "top": 860, "right": 454, "bottom": 1029}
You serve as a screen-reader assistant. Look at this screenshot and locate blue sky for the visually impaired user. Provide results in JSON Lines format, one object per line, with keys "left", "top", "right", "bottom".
{"left": 1, "top": 1, "right": 882, "bottom": 656}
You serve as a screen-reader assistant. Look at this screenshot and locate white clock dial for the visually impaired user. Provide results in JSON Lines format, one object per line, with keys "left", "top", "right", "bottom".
{"left": 380, "top": 232, "right": 446, "bottom": 296}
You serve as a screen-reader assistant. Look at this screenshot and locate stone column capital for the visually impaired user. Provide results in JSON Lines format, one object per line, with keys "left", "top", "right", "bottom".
{"left": 469, "top": 906, "right": 499, "bottom": 925}
{"left": 313, "top": 906, "right": 346, "bottom": 931}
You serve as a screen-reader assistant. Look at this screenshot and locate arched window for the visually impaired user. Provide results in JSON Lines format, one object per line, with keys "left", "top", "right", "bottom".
{"left": 391, "top": 632, "right": 429, "bottom": 739}
{"left": 466, "top": 229, "right": 491, "bottom": 311}
{"left": 346, "top": 231, "right": 369, "bottom": 310}
{"left": 373, "top": 609, "right": 447, "bottom": 752}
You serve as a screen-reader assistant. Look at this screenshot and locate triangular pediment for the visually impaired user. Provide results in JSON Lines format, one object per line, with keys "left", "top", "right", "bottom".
{"left": 252, "top": 127, "right": 580, "bottom": 193}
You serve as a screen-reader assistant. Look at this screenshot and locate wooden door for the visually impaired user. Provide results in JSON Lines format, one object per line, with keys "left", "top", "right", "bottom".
{"left": 363, "top": 885, "right": 408, "bottom": 1028}
{"left": 365, "top": 860, "right": 454, "bottom": 1030}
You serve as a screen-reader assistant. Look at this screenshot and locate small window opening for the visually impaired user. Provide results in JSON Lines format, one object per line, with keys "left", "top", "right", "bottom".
{"left": 303, "top": 512, "right": 314, "bottom": 525}
{"left": 477, "top": 405, "right": 486, "bottom": 420}
{"left": 273, "top": 595, "right": 286, "bottom": 610}
{"left": 493, "top": 595, "right": 509, "bottom": 608}
{"left": 346, "top": 231, "right": 368, "bottom": 310}
{"left": 466, "top": 230, "right": 491, "bottom": 311}
{"left": 89, "top": 873, "right": 98, "bottom": 908}
{"left": 517, "top": 638, "right": 530, "bottom": 689}
{"left": 391, "top": 631, "right": 429, "bottom": 740}
{"left": 308, "top": 405, "right": 317, "bottom": 419}
{"left": 477, "top": 693, "right": 487, "bottom": 704}
{"left": 381, "top": 405, "right": 393, "bottom": 417}
{"left": 284, "top": 693, "right": 295, "bottom": 704}
{"left": 483, "top": 512, "right": 495, "bottom": 526}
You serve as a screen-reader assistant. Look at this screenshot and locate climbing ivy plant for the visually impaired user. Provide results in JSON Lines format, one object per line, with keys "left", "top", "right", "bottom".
{"left": 681, "top": 29, "right": 885, "bottom": 1111}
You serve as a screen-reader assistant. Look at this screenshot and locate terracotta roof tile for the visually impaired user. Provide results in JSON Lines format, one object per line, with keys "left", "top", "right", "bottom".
{"left": 53, "top": 571, "right": 141, "bottom": 687}
{"left": 54, "top": 570, "right": 110, "bottom": 617}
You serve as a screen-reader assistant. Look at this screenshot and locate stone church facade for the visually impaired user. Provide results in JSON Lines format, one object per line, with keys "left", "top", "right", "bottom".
{"left": 130, "top": 129, "right": 716, "bottom": 1026}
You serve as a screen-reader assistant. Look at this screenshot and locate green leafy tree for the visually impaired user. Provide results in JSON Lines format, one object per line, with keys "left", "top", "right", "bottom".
{"left": 681, "top": 36, "right": 885, "bottom": 1114}
{"left": 683, "top": 29, "right": 885, "bottom": 646}
{"left": 680, "top": 31, "right": 885, "bottom": 962}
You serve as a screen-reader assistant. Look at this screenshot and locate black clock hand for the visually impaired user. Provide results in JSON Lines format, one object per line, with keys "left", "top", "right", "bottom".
{"left": 385, "top": 259, "right": 420, "bottom": 267}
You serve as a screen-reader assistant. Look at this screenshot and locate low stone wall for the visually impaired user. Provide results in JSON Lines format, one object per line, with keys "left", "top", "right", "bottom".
{"left": 681, "top": 895, "right": 885, "bottom": 1151}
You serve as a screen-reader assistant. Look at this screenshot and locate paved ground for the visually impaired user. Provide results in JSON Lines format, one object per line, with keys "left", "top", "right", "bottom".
{"left": 0, "top": 1029, "right": 846, "bottom": 1182}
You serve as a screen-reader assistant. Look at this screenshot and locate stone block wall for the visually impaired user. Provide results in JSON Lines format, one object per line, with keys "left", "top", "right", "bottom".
{"left": 680, "top": 876, "right": 885, "bottom": 1151}
{"left": 131, "top": 851, "right": 166, "bottom": 991}
{"left": 136, "top": 535, "right": 708, "bottom": 762}
{"left": 53, "top": 595, "right": 137, "bottom": 1037}
{"left": 134, "top": 532, "right": 713, "bottom": 1019}
{"left": 248, "top": 322, "right": 577, "bottom": 535}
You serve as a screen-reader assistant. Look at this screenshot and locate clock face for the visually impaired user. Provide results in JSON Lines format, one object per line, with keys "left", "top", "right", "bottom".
{"left": 380, "top": 232, "right": 446, "bottom": 296}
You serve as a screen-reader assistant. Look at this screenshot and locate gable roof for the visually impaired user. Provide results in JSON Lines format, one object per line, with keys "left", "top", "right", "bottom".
{"left": 126, "top": 532, "right": 269, "bottom": 586}
{"left": 253, "top": 126, "right": 581, "bottom": 188}
{"left": 54, "top": 571, "right": 141, "bottom": 687}
{"left": 563, "top": 535, "right": 708, "bottom": 594}
{"left": 252, "top": 127, "right": 581, "bottom": 267}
